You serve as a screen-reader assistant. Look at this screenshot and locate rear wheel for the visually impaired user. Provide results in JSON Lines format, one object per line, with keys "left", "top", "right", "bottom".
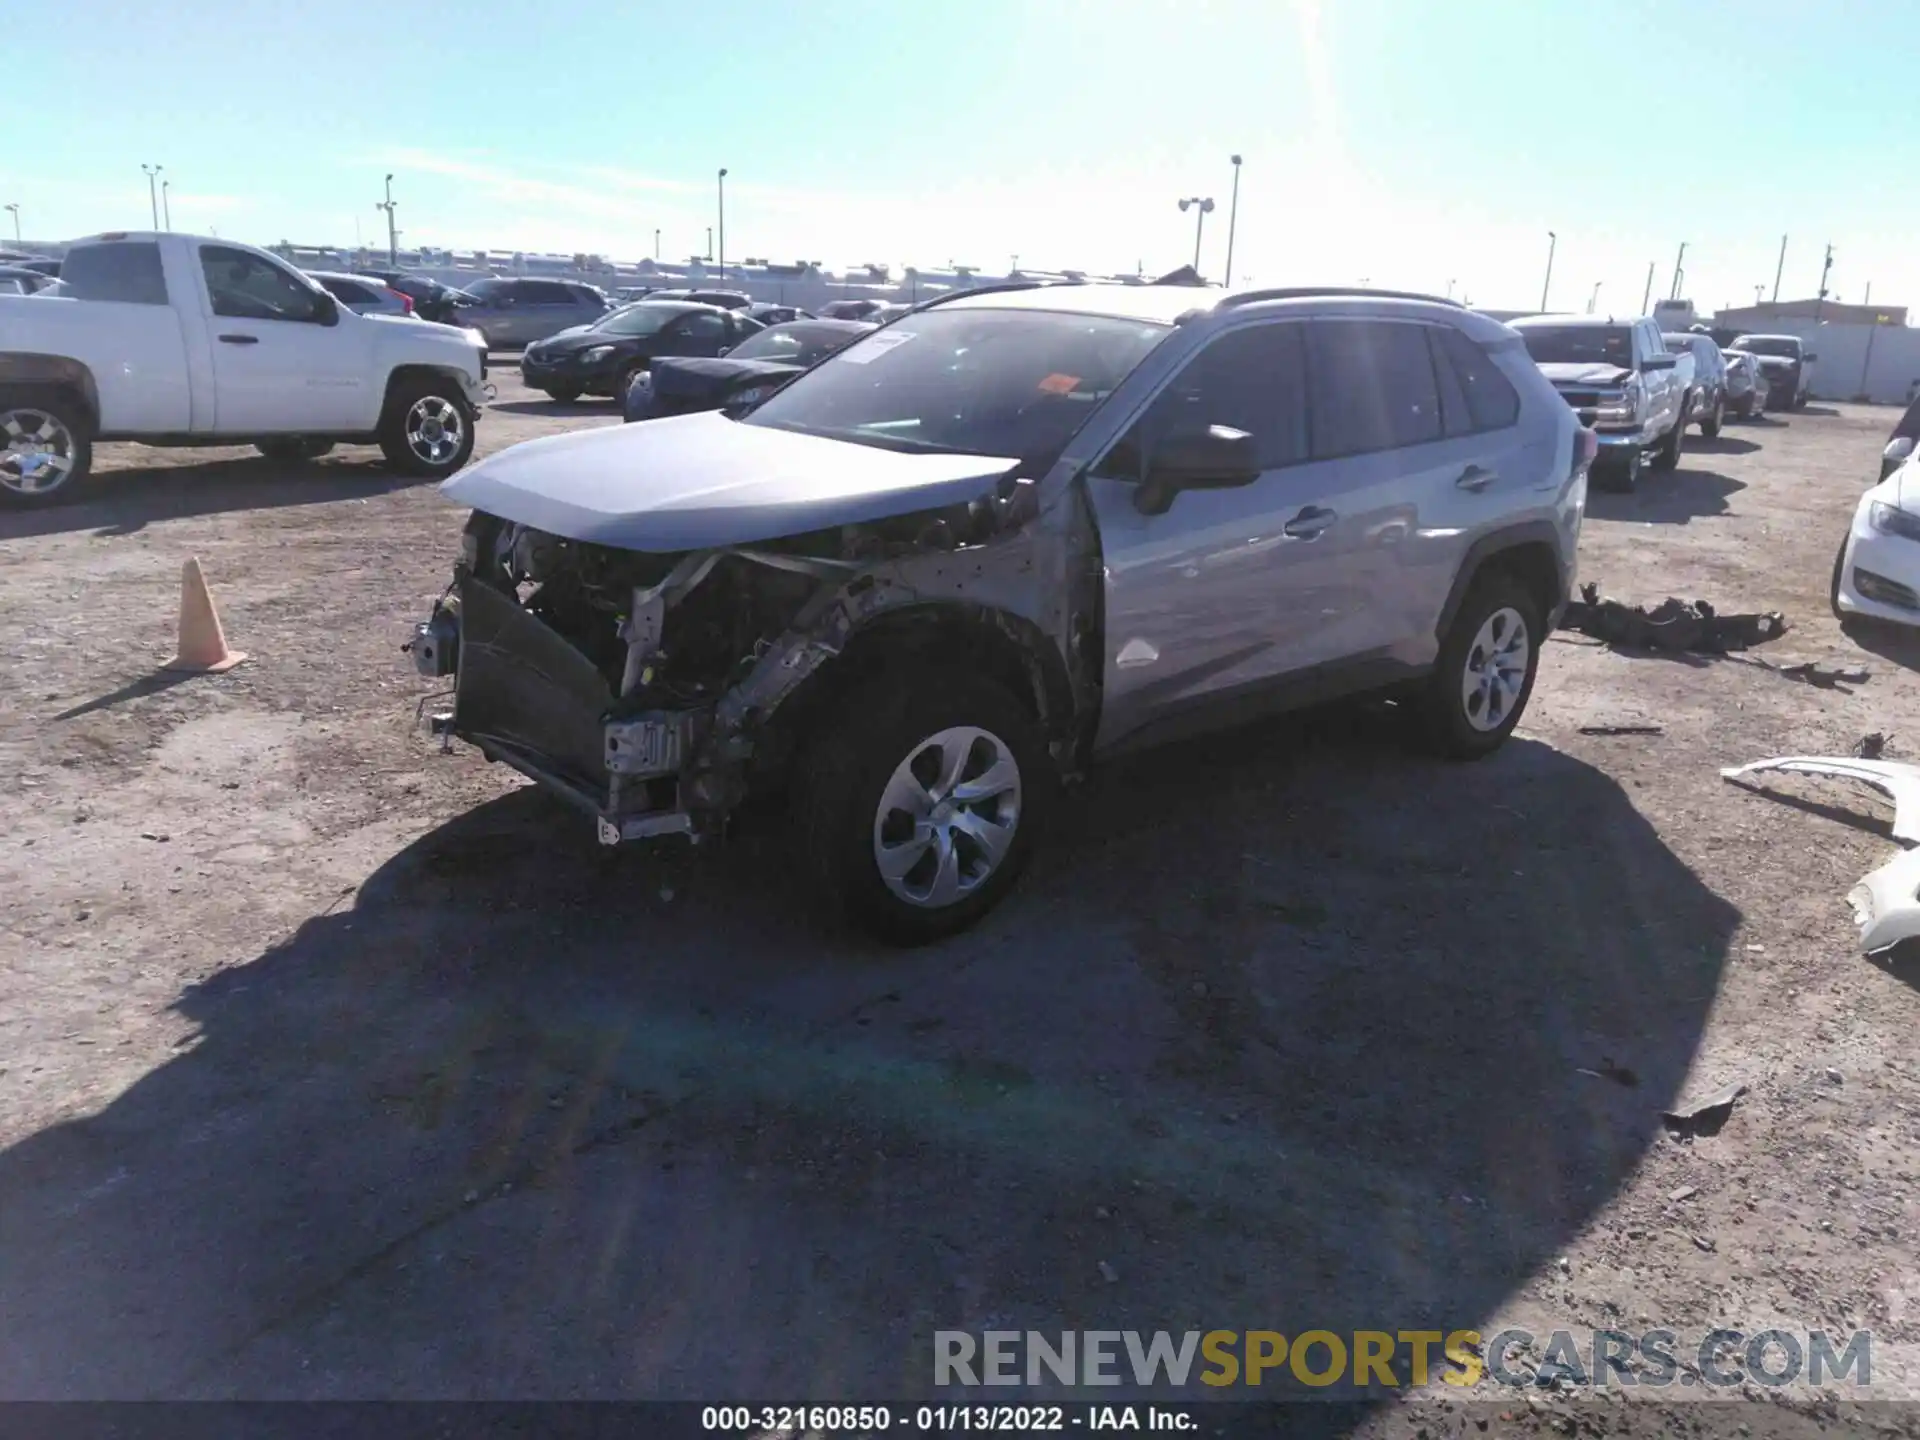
{"left": 377, "top": 378, "right": 475, "bottom": 477}
{"left": 541, "top": 386, "right": 581, "bottom": 403}
{"left": 1734, "top": 395, "right": 1754, "bottom": 419}
{"left": 1700, "top": 395, "right": 1723, "bottom": 438}
{"left": 1412, "top": 570, "right": 1543, "bottom": 760}
{"left": 615, "top": 362, "right": 647, "bottom": 402}
{"left": 255, "top": 438, "right": 335, "bottom": 463}
{"left": 0, "top": 387, "right": 94, "bottom": 508}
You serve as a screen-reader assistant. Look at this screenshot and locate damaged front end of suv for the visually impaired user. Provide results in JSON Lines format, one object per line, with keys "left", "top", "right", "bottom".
{"left": 413, "top": 454, "right": 1089, "bottom": 847}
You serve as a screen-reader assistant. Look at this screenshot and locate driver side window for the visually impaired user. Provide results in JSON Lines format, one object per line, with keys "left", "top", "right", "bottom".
{"left": 1103, "top": 322, "right": 1308, "bottom": 478}
{"left": 200, "top": 246, "right": 324, "bottom": 322}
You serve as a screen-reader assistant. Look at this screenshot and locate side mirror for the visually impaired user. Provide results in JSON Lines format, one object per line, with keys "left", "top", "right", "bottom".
{"left": 1886, "top": 436, "right": 1916, "bottom": 467}
{"left": 312, "top": 291, "right": 340, "bottom": 326}
{"left": 718, "top": 346, "right": 731, "bottom": 357}
{"left": 1804, "top": 353, "right": 1818, "bottom": 363}
{"left": 1641, "top": 355, "right": 1676, "bottom": 371}
{"left": 1134, "top": 425, "right": 1261, "bottom": 515}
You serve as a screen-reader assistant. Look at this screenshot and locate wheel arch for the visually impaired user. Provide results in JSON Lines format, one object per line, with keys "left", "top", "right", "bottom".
{"left": 1435, "top": 524, "right": 1567, "bottom": 640}
{"left": 0, "top": 354, "right": 102, "bottom": 429}
{"left": 380, "top": 364, "right": 475, "bottom": 422}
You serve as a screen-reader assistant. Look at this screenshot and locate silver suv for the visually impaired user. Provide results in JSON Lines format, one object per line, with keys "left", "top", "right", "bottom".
{"left": 413, "top": 283, "right": 1592, "bottom": 941}
{"left": 447, "top": 277, "right": 610, "bottom": 348}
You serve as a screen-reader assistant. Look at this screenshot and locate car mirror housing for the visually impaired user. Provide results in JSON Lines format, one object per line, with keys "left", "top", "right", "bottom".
{"left": 1134, "top": 425, "right": 1261, "bottom": 515}
{"left": 1641, "top": 355, "right": 1676, "bottom": 371}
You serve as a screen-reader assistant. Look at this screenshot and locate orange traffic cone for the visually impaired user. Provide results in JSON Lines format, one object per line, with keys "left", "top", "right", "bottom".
{"left": 164, "top": 557, "right": 247, "bottom": 674}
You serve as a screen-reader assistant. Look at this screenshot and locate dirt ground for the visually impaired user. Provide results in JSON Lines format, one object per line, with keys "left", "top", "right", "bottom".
{"left": 4, "top": 371, "right": 1920, "bottom": 1436}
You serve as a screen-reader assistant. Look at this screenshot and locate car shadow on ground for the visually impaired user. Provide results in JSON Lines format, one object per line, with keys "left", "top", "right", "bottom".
{"left": 1586, "top": 466, "right": 1746, "bottom": 524}
{"left": 1840, "top": 614, "right": 1920, "bottom": 674}
{"left": 0, "top": 454, "right": 428, "bottom": 541}
{"left": 0, "top": 707, "right": 1737, "bottom": 1412}
{"left": 488, "top": 398, "right": 620, "bottom": 418}
{"left": 1688, "top": 434, "right": 1760, "bottom": 456}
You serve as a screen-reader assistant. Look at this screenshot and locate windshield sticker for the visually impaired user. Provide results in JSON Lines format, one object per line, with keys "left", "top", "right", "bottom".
{"left": 841, "top": 331, "right": 916, "bottom": 364}
{"left": 1037, "top": 372, "right": 1082, "bottom": 395}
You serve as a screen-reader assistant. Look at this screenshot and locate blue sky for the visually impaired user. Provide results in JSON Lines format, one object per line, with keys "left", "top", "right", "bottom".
{"left": 9, "top": 0, "right": 1919, "bottom": 312}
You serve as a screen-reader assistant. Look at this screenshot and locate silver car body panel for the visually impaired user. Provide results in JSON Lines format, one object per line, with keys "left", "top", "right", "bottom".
{"left": 1851, "top": 845, "right": 1920, "bottom": 954}
{"left": 440, "top": 409, "right": 1021, "bottom": 552}
{"left": 1720, "top": 756, "right": 1920, "bottom": 845}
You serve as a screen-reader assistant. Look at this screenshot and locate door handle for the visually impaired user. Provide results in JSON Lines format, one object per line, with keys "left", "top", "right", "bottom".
{"left": 1282, "top": 506, "right": 1336, "bottom": 539}
{"left": 217, "top": 333, "right": 259, "bottom": 345}
{"left": 1455, "top": 464, "right": 1497, "bottom": 491}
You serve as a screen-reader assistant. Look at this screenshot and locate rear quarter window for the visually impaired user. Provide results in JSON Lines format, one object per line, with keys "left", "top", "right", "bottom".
{"left": 60, "top": 242, "right": 169, "bottom": 305}
{"left": 1431, "top": 326, "right": 1521, "bottom": 435}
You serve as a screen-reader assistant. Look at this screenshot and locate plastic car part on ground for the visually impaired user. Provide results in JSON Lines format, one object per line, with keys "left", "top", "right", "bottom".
{"left": 1559, "top": 583, "right": 1786, "bottom": 653}
{"left": 1720, "top": 756, "right": 1920, "bottom": 953}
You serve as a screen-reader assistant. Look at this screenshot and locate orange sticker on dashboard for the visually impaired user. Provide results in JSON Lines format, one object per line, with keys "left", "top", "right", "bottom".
{"left": 1037, "top": 373, "right": 1081, "bottom": 395}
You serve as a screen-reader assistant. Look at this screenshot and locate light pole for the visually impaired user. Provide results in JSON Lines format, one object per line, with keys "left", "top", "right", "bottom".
{"left": 4, "top": 203, "right": 18, "bottom": 244}
{"left": 1772, "top": 235, "right": 1787, "bottom": 304}
{"left": 1815, "top": 243, "right": 1834, "bottom": 323}
{"left": 1177, "top": 196, "right": 1215, "bottom": 277}
{"left": 716, "top": 167, "right": 728, "bottom": 281}
{"left": 1010, "top": 254, "right": 1019, "bottom": 275}
{"left": 1223, "top": 154, "right": 1242, "bottom": 291}
{"left": 377, "top": 173, "right": 399, "bottom": 266}
{"left": 1669, "top": 241, "right": 1687, "bottom": 300}
{"left": 1541, "top": 231, "right": 1556, "bottom": 310}
{"left": 1641, "top": 261, "right": 1655, "bottom": 313}
{"left": 141, "top": 164, "right": 163, "bottom": 229}
{"left": 705, "top": 227, "right": 713, "bottom": 261}
{"left": 653, "top": 228, "right": 661, "bottom": 260}
{"left": 1586, "top": 281, "right": 1602, "bottom": 315}
{"left": 161, "top": 179, "right": 171, "bottom": 231}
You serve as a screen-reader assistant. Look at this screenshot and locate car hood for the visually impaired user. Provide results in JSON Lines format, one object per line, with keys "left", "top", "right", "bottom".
{"left": 1537, "top": 362, "right": 1634, "bottom": 386}
{"left": 442, "top": 410, "right": 1020, "bottom": 552}
{"left": 649, "top": 356, "right": 802, "bottom": 395}
{"left": 531, "top": 327, "right": 627, "bottom": 355}
{"left": 364, "top": 315, "right": 486, "bottom": 354}
{"left": 1751, "top": 354, "right": 1798, "bottom": 368}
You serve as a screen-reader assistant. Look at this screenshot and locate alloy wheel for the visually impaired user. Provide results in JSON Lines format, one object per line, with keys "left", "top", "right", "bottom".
{"left": 871, "top": 725, "right": 1023, "bottom": 909}
{"left": 1460, "top": 606, "right": 1531, "bottom": 733}
{"left": 405, "top": 396, "right": 465, "bottom": 467}
{"left": 0, "top": 407, "right": 77, "bottom": 497}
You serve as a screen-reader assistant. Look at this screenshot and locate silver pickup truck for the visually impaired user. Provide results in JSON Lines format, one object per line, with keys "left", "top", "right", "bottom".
{"left": 1510, "top": 315, "right": 1693, "bottom": 492}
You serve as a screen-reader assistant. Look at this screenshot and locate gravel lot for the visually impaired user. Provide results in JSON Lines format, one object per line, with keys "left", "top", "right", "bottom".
{"left": 3, "top": 368, "right": 1919, "bottom": 1433}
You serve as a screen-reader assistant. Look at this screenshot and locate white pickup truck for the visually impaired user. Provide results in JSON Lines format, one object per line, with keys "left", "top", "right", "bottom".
{"left": 0, "top": 231, "right": 491, "bottom": 507}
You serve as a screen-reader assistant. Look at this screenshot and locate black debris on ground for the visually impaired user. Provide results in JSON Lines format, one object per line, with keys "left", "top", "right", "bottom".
{"left": 1559, "top": 584, "right": 1788, "bottom": 653}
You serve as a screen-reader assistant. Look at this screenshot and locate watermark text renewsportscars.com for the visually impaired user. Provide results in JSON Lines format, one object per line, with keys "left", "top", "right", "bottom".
{"left": 934, "top": 1328, "right": 1872, "bottom": 1391}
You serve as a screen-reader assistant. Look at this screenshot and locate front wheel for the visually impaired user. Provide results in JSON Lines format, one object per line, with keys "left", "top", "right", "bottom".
{"left": 1700, "top": 395, "right": 1723, "bottom": 438}
{"left": 796, "top": 669, "right": 1052, "bottom": 945}
{"left": 1652, "top": 410, "right": 1685, "bottom": 471}
{"left": 0, "top": 387, "right": 94, "bottom": 508}
{"left": 1598, "top": 445, "right": 1642, "bottom": 492}
{"left": 377, "top": 379, "right": 476, "bottom": 477}
{"left": 1411, "top": 571, "right": 1543, "bottom": 760}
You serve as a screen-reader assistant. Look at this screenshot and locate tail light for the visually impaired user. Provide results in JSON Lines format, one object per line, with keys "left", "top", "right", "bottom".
{"left": 386, "top": 287, "right": 414, "bottom": 314}
{"left": 1574, "top": 425, "right": 1599, "bottom": 475}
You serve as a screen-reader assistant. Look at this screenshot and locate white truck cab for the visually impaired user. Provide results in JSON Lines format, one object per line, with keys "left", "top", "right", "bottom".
{"left": 0, "top": 231, "right": 491, "bottom": 506}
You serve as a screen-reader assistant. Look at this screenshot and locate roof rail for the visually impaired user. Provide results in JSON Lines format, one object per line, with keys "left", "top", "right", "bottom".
{"left": 1218, "top": 286, "right": 1464, "bottom": 310}
{"left": 911, "top": 278, "right": 1084, "bottom": 312}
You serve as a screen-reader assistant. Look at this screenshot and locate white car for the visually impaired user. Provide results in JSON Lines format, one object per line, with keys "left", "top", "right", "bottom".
{"left": 1834, "top": 455, "right": 1920, "bottom": 625}
{"left": 305, "top": 270, "right": 415, "bottom": 318}
{"left": 0, "top": 231, "right": 490, "bottom": 506}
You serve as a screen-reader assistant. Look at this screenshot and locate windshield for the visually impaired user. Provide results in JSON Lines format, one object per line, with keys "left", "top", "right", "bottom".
{"left": 1733, "top": 335, "right": 1801, "bottom": 359}
{"left": 592, "top": 303, "right": 682, "bottom": 337}
{"left": 742, "top": 307, "right": 1170, "bottom": 462}
{"left": 729, "top": 323, "right": 863, "bottom": 366}
{"left": 1518, "top": 326, "right": 1634, "bottom": 367}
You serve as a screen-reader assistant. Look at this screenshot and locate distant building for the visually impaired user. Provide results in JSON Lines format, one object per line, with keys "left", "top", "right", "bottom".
{"left": 1712, "top": 297, "right": 1907, "bottom": 329}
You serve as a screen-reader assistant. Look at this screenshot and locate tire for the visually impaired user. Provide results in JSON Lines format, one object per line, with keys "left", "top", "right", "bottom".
{"left": 377, "top": 377, "right": 476, "bottom": 477}
{"left": 1734, "top": 396, "right": 1754, "bottom": 419}
{"left": 1411, "top": 569, "right": 1544, "bottom": 760}
{"left": 615, "top": 362, "right": 647, "bottom": 402}
{"left": 1700, "top": 395, "right": 1723, "bottom": 438}
{"left": 255, "top": 438, "right": 336, "bottom": 463}
{"left": 795, "top": 668, "right": 1053, "bottom": 945}
{"left": 1598, "top": 445, "right": 1642, "bottom": 493}
{"left": 542, "top": 387, "right": 582, "bottom": 403}
{"left": 1652, "top": 409, "right": 1685, "bottom": 471}
{"left": 0, "top": 386, "right": 94, "bottom": 508}
{"left": 1831, "top": 538, "right": 1849, "bottom": 620}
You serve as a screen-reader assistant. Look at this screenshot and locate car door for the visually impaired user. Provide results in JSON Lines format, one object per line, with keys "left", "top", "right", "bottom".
{"left": 195, "top": 243, "right": 373, "bottom": 433}
{"left": 516, "top": 281, "right": 578, "bottom": 344}
{"left": 1083, "top": 319, "right": 1336, "bottom": 748}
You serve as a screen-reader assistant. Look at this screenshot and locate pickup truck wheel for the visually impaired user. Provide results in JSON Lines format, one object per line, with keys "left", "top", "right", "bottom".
{"left": 1700, "top": 395, "right": 1724, "bottom": 439}
{"left": 378, "top": 381, "right": 475, "bottom": 477}
{"left": 1652, "top": 408, "right": 1686, "bottom": 471}
{"left": 796, "top": 668, "right": 1052, "bottom": 946}
{"left": 1412, "top": 571, "right": 1543, "bottom": 760}
{"left": 1597, "top": 446, "right": 1641, "bottom": 493}
{"left": 255, "top": 438, "right": 335, "bottom": 463}
{"left": 0, "top": 389, "right": 93, "bottom": 508}
{"left": 541, "top": 387, "right": 581, "bottom": 403}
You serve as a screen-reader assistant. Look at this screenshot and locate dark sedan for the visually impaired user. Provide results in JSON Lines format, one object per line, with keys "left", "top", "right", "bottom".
{"left": 520, "top": 300, "right": 764, "bottom": 402}
{"left": 624, "top": 318, "right": 874, "bottom": 422}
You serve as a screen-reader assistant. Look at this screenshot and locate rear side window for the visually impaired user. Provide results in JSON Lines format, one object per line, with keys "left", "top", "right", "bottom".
{"left": 521, "top": 281, "right": 575, "bottom": 304}
{"left": 317, "top": 277, "right": 374, "bottom": 304}
{"left": 61, "top": 242, "right": 169, "bottom": 305}
{"left": 1130, "top": 322, "right": 1310, "bottom": 470}
{"left": 1308, "top": 320, "right": 1442, "bottom": 458}
{"left": 1430, "top": 326, "right": 1520, "bottom": 435}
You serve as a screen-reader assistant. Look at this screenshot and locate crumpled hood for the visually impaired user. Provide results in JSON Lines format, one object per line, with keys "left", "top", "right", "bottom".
{"left": 442, "top": 410, "right": 1019, "bottom": 552}
{"left": 1538, "top": 362, "right": 1634, "bottom": 387}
